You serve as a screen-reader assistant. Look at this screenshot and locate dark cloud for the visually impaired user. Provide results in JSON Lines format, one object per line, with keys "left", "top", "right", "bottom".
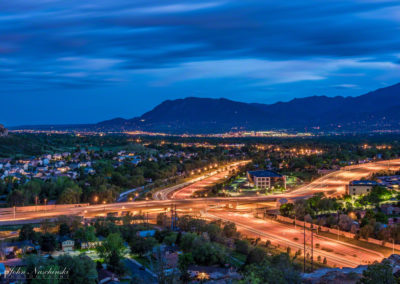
{"left": 1, "top": 0, "right": 400, "bottom": 125}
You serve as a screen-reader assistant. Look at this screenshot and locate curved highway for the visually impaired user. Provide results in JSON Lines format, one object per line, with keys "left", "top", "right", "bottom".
{"left": 2, "top": 159, "right": 400, "bottom": 268}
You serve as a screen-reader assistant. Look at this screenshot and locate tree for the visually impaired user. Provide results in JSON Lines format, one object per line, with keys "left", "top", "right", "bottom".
{"left": 129, "top": 236, "right": 157, "bottom": 257}
{"left": 96, "top": 233, "right": 125, "bottom": 273}
{"left": 223, "top": 222, "right": 237, "bottom": 238}
{"left": 59, "top": 223, "right": 70, "bottom": 237}
{"left": 24, "top": 253, "right": 98, "bottom": 284}
{"left": 246, "top": 246, "right": 266, "bottom": 265}
{"left": 57, "top": 254, "right": 98, "bottom": 284}
{"left": 25, "top": 255, "right": 60, "bottom": 284}
{"left": 235, "top": 239, "right": 251, "bottom": 255}
{"left": 178, "top": 253, "right": 193, "bottom": 283}
{"left": 375, "top": 212, "right": 388, "bottom": 224}
{"left": 176, "top": 231, "right": 182, "bottom": 245}
{"left": 294, "top": 199, "right": 313, "bottom": 219}
{"left": 204, "top": 223, "right": 222, "bottom": 242}
{"left": 271, "top": 253, "right": 302, "bottom": 283}
{"left": 338, "top": 214, "right": 353, "bottom": 231}
{"left": 74, "top": 226, "right": 96, "bottom": 243}
{"left": 156, "top": 213, "right": 167, "bottom": 226}
{"left": 359, "top": 260, "right": 395, "bottom": 284}
{"left": 163, "top": 232, "right": 177, "bottom": 246}
{"left": 180, "top": 233, "right": 198, "bottom": 252}
{"left": 40, "top": 233, "right": 57, "bottom": 252}
{"left": 280, "top": 203, "right": 294, "bottom": 217}
{"left": 153, "top": 246, "right": 168, "bottom": 284}
{"left": 191, "top": 240, "right": 227, "bottom": 266}
{"left": 240, "top": 258, "right": 301, "bottom": 284}
{"left": 19, "top": 224, "right": 37, "bottom": 242}
{"left": 58, "top": 185, "right": 82, "bottom": 204}
{"left": 359, "top": 224, "right": 374, "bottom": 240}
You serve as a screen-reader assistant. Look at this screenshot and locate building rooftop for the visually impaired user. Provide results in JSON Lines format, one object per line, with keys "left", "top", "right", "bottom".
{"left": 247, "top": 170, "right": 282, "bottom": 178}
{"left": 349, "top": 180, "right": 379, "bottom": 186}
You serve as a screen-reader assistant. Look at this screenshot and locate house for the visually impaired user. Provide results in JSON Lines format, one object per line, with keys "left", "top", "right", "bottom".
{"left": 381, "top": 204, "right": 400, "bottom": 215}
{"left": 81, "top": 239, "right": 103, "bottom": 249}
{"left": 247, "top": 170, "right": 286, "bottom": 189}
{"left": 60, "top": 237, "right": 74, "bottom": 252}
{"left": 347, "top": 180, "right": 379, "bottom": 196}
{"left": 153, "top": 245, "right": 180, "bottom": 273}
{"left": 5, "top": 241, "right": 38, "bottom": 256}
{"left": 188, "top": 265, "right": 241, "bottom": 282}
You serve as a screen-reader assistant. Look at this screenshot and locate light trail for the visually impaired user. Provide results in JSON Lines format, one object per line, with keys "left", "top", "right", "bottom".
{"left": 1, "top": 159, "right": 400, "bottom": 268}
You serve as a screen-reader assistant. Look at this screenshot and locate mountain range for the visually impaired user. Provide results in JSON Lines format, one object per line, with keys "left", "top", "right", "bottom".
{"left": 12, "top": 82, "right": 400, "bottom": 134}
{"left": 95, "top": 83, "right": 400, "bottom": 133}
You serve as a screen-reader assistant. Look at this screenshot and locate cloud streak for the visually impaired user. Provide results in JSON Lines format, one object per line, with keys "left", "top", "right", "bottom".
{"left": 1, "top": 0, "right": 400, "bottom": 125}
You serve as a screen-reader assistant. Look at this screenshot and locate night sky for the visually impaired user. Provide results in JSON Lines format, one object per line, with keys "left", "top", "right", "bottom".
{"left": 1, "top": 0, "right": 400, "bottom": 126}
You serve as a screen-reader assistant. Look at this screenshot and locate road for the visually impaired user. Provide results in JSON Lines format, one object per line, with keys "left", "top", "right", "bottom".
{"left": 206, "top": 210, "right": 384, "bottom": 268}
{"left": 153, "top": 160, "right": 250, "bottom": 200}
{"left": 1, "top": 159, "right": 400, "bottom": 224}
{"left": 287, "top": 159, "right": 400, "bottom": 198}
{"left": 124, "top": 258, "right": 157, "bottom": 284}
{"left": 156, "top": 158, "right": 400, "bottom": 202}
{"left": 1, "top": 159, "right": 400, "bottom": 268}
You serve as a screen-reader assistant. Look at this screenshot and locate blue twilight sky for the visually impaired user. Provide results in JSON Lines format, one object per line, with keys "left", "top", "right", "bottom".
{"left": 1, "top": 0, "right": 400, "bottom": 126}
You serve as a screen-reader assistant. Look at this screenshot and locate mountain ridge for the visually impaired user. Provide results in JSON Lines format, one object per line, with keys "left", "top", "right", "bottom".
{"left": 94, "top": 82, "right": 400, "bottom": 133}
{"left": 11, "top": 82, "right": 400, "bottom": 134}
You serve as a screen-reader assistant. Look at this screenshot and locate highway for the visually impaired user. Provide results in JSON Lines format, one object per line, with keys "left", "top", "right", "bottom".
{"left": 206, "top": 210, "right": 384, "bottom": 268}
{"left": 1, "top": 159, "right": 400, "bottom": 268}
{"left": 287, "top": 159, "right": 400, "bottom": 198}
{"left": 1, "top": 159, "right": 400, "bottom": 224}
{"left": 153, "top": 160, "right": 250, "bottom": 200}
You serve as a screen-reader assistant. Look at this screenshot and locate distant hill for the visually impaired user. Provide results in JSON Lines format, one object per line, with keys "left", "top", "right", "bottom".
{"left": 95, "top": 83, "right": 400, "bottom": 133}
{"left": 12, "top": 82, "right": 400, "bottom": 134}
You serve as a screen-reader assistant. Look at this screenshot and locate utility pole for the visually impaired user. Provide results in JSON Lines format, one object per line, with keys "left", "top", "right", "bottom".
{"left": 35, "top": 196, "right": 38, "bottom": 212}
{"left": 175, "top": 204, "right": 178, "bottom": 230}
{"left": 311, "top": 226, "right": 314, "bottom": 272}
{"left": 303, "top": 221, "right": 306, "bottom": 273}
{"left": 393, "top": 239, "right": 395, "bottom": 255}
{"left": 13, "top": 206, "right": 16, "bottom": 220}
{"left": 170, "top": 204, "right": 174, "bottom": 231}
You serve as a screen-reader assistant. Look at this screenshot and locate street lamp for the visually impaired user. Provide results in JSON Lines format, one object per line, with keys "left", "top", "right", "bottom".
{"left": 94, "top": 195, "right": 98, "bottom": 203}
{"left": 103, "top": 201, "right": 106, "bottom": 211}
{"left": 44, "top": 198, "right": 47, "bottom": 212}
